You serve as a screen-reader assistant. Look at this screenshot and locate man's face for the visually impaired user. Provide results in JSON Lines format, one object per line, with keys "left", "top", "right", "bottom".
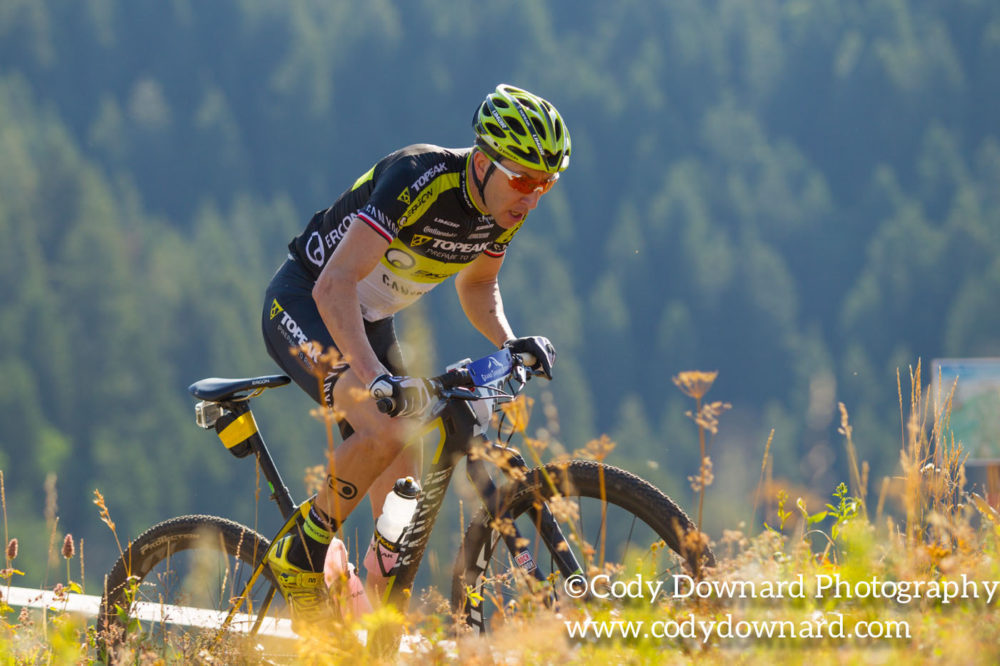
{"left": 474, "top": 152, "right": 556, "bottom": 229}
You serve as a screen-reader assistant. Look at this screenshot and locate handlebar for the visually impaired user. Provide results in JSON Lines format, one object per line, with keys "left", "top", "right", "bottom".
{"left": 374, "top": 348, "right": 535, "bottom": 415}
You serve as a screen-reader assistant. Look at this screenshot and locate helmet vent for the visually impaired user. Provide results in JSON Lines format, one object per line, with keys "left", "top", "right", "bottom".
{"left": 509, "top": 146, "right": 539, "bottom": 164}
{"left": 507, "top": 117, "right": 527, "bottom": 136}
{"left": 485, "top": 122, "right": 505, "bottom": 139}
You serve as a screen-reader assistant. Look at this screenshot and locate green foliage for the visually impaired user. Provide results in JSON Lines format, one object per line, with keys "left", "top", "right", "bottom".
{"left": 0, "top": 0, "right": 999, "bottom": 597}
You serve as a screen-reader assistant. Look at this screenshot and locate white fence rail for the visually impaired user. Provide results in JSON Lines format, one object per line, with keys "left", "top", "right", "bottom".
{"left": 3, "top": 584, "right": 294, "bottom": 638}
{"left": 2, "top": 585, "right": 440, "bottom": 654}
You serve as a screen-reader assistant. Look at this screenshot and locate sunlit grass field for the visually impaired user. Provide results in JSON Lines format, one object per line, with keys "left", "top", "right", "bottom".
{"left": 3, "top": 362, "right": 1000, "bottom": 664}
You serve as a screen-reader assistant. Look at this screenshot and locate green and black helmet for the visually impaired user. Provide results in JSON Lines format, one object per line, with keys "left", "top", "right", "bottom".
{"left": 473, "top": 84, "right": 571, "bottom": 174}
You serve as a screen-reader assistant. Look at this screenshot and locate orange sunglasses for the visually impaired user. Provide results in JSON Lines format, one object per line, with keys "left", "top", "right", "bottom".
{"left": 488, "top": 157, "right": 559, "bottom": 195}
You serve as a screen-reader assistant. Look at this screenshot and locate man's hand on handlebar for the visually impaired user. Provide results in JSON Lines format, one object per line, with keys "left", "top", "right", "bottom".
{"left": 368, "top": 374, "right": 436, "bottom": 417}
{"left": 504, "top": 336, "right": 556, "bottom": 380}
{"left": 368, "top": 348, "right": 545, "bottom": 418}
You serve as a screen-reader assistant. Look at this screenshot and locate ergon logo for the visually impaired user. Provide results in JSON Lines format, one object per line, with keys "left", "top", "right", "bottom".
{"left": 403, "top": 189, "right": 434, "bottom": 217}
{"left": 385, "top": 248, "right": 416, "bottom": 269}
{"left": 322, "top": 216, "right": 352, "bottom": 248}
{"left": 305, "top": 231, "right": 324, "bottom": 266}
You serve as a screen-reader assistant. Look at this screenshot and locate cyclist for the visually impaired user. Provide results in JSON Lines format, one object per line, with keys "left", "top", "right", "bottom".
{"left": 261, "top": 84, "right": 570, "bottom": 627}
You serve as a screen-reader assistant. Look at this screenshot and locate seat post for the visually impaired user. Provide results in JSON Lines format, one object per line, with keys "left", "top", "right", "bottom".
{"left": 226, "top": 401, "right": 296, "bottom": 521}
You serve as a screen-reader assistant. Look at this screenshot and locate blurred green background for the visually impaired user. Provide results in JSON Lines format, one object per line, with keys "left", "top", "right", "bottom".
{"left": 1, "top": 0, "right": 998, "bottom": 593}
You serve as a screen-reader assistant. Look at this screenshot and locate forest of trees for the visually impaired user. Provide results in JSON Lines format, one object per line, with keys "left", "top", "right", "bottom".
{"left": 1, "top": 0, "right": 998, "bottom": 592}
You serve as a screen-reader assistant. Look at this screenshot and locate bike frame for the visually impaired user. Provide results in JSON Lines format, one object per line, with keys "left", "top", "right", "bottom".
{"left": 208, "top": 348, "right": 582, "bottom": 636}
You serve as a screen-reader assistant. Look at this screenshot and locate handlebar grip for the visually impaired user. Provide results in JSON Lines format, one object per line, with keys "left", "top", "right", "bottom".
{"left": 376, "top": 397, "right": 395, "bottom": 414}
{"left": 436, "top": 368, "right": 473, "bottom": 390}
{"left": 518, "top": 351, "right": 538, "bottom": 368}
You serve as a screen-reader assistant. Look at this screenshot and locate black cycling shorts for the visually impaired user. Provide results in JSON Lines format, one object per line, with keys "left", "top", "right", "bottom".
{"left": 261, "top": 257, "right": 404, "bottom": 438}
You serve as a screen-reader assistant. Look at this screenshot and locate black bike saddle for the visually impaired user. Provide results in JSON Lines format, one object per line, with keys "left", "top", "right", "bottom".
{"left": 188, "top": 375, "right": 291, "bottom": 402}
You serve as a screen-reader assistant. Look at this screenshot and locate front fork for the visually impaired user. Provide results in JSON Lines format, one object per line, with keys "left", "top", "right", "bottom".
{"left": 465, "top": 441, "right": 583, "bottom": 591}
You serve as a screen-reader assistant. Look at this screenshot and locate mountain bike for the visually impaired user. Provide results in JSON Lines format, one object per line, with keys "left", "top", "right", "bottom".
{"left": 97, "top": 347, "right": 714, "bottom": 659}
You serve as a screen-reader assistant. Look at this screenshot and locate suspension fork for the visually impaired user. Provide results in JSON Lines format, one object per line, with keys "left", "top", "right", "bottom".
{"left": 466, "top": 443, "right": 583, "bottom": 580}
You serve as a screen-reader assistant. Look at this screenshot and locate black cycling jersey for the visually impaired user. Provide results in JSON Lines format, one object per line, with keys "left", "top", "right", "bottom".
{"left": 288, "top": 144, "right": 524, "bottom": 322}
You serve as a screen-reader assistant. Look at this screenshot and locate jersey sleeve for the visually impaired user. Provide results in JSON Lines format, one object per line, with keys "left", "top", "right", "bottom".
{"left": 354, "top": 153, "right": 424, "bottom": 242}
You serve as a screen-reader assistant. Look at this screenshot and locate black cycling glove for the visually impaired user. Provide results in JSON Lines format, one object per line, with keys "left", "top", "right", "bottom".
{"left": 504, "top": 336, "right": 557, "bottom": 380}
{"left": 368, "top": 374, "right": 435, "bottom": 418}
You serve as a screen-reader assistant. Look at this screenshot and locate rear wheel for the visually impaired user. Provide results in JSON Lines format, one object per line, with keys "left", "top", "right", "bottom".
{"left": 97, "top": 515, "right": 290, "bottom": 663}
{"left": 452, "top": 460, "right": 715, "bottom": 633}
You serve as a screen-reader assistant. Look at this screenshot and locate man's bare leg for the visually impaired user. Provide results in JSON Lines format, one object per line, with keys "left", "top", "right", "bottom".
{"left": 313, "top": 369, "right": 420, "bottom": 527}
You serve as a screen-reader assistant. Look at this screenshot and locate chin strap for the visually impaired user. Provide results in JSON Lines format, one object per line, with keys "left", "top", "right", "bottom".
{"left": 471, "top": 146, "right": 497, "bottom": 210}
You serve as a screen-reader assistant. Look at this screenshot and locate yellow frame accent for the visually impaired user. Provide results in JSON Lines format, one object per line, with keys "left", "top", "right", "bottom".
{"left": 424, "top": 417, "right": 447, "bottom": 465}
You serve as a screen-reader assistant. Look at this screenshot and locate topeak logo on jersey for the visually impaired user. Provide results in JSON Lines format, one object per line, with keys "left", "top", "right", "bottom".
{"left": 277, "top": 312, "right": 319, "bottom": 363}
{"left": 397, "top": 189, "right": 411, "bottom": 205}
{"left": 431, "top": 239, "right": 490, "bottom": 253}
{"left": 269, "top": 299, "right": 284, "bottom": 320}
{"left": 411, "top": 162, "right": 447, "bottom": 191}
{"left": 411, "top": 234, "right": 432, "bottom": 246}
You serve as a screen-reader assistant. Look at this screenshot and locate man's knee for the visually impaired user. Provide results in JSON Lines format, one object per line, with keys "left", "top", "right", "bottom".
{"left": 351, "top": 418, "right": 414, "bottom": 464}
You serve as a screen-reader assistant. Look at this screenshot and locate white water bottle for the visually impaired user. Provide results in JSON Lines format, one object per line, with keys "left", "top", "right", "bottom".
{"left": 364, "top": 476, "right": 420, "bottom": 578}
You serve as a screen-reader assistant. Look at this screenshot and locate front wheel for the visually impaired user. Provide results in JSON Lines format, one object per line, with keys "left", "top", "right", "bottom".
{"left": 97, "top": 514, "right": 288, "bottom": 662}
{"left": 452, "top": 460, "right": 715, "bottom": 633}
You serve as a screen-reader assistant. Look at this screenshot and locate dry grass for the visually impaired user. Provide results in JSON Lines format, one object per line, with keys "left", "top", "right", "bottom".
{"left": 3, "top": 362, "right": 1000, "bottom": 663}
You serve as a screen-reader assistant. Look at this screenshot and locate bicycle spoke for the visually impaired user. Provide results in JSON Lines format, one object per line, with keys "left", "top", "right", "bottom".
{"left": 624, "top": 513, "right": 638, "bottom": 562}
{"left": 99, "top": 517, "right": 290, "bottom": 661}
{"left": 457, "top": 461, "right": 716, "bottom": 637}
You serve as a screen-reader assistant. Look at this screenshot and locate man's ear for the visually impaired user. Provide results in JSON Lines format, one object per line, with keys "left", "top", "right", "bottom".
{"left": 472, "top": 148, "right": 490, "bottom": 179}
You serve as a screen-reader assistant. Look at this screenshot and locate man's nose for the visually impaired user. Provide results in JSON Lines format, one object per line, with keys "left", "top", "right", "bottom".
{"left": 521, "top": 189, "right": 543, "bottom": 208}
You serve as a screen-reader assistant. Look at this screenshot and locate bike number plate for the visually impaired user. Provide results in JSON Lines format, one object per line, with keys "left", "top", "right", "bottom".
{"left": 466, "top": 348, "right": 513, "bottom": 386}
